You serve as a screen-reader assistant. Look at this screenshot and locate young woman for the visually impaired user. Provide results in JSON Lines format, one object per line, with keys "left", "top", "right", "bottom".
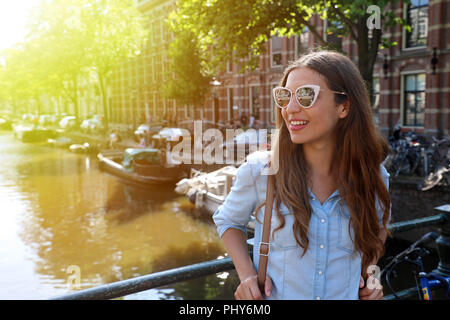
{"left": 213, "top": 50, "right": 391, "bottom": 300}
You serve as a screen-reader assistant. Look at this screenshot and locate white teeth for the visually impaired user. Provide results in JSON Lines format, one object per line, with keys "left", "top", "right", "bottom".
{"left": 290, "top": 120, "right": 309, "bottom": 125}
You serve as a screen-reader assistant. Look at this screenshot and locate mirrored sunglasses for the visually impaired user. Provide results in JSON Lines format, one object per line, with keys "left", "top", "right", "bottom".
{"left": 273, "top": 84, "right": 346, "bottom": 109}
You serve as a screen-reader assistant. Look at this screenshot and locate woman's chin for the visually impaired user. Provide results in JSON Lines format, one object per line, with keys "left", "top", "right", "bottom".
{"left": 289, "top": 132, "right": 306, "bottom": 144}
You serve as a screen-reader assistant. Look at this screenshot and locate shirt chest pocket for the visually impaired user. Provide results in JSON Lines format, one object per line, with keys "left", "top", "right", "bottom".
{"left": 270, "top": 206, "right": 298, "bottom": 250}
{"left": 335, "top": 207, "right": 355, "bottom": 254}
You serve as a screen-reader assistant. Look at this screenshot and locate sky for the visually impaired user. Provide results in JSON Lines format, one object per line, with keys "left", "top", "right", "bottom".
{"left": 0, "top": 0, "right": 39, "bottom": 50}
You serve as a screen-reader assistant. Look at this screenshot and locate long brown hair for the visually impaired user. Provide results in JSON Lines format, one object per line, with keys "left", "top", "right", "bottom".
{"left": 267, "top": 50, "right": 391, "bottom": 275}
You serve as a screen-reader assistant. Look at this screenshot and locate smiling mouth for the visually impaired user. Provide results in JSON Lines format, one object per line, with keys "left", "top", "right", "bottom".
{"left": 290, "top": 120, "right": 309, "bottom": 126}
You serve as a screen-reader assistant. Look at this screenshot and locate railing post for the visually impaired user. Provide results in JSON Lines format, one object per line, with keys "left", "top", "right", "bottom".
{"left": 433, "top": 205, "right": 450, "bottom": 277}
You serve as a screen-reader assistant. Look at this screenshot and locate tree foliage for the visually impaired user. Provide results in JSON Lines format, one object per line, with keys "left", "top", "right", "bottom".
{"left": 170, "top": 0, "right": 408, "bottom": 93}
{"left": 163, "top": 27, "right": 213, "bottom": 112}
{"left": 0, "top": 0, "right": 148, "bottom": 129}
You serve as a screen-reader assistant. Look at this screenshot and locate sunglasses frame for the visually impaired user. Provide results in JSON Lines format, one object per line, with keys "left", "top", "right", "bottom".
{"left": 273, "top": 84, "right": 346, "bottom": 109}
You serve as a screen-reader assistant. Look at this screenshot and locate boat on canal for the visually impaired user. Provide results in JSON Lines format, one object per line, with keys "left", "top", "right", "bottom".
{"left": 13, "top": 123, "right": 56, "bottom": 143}
{"left": 98, "top": 148, "right": 189, "bottom": 185}
{"left": 175, "top": 165, "right": 237, "bottom": 214}
{"left": 175, "top": 165, "right": 256, "bottom": 234}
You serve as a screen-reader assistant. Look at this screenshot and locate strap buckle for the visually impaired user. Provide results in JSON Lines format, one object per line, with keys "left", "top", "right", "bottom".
{"left": 259, "top": 241, "right": 270, "bottom": 257}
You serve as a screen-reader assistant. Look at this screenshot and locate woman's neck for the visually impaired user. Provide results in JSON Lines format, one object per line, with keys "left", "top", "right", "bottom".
{"left": 302, "top": 141, "right": 338, "bottom": 203}
{"left": 302, "top": 141, "right": 336, "bottom": 178}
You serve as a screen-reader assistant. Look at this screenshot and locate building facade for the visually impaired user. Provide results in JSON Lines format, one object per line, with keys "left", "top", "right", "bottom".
{"left": 372, "top": 0, "right": 449, "bottom": 139}
{"left": 110, "top": 0, "right": 177, "bottom": 133}
{"left": 110, "top": 0, "right": 449, "bottom": 139}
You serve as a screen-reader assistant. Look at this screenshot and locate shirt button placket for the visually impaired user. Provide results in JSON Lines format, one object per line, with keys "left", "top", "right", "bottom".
{"left": 314, "top": 211, "right": 327, "bottom": 300}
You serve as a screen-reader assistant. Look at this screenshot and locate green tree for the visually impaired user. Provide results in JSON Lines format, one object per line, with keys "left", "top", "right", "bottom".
{"left": 81, "top": 0, "right": 148, "bottom": 131}
{"left": 0, "top": 43, "right": 50, "bottom": 115}
{"left": 0, "top": 0, "right": 148, "bottom": 130}
{"left": 26, "top": 0, "right": 90, "bottom": 121}
{"left": 170, "top": 0, "right": 407, "bottom": 95}
{"left": 163, "top": 29, "right": 213, "bottom": 117}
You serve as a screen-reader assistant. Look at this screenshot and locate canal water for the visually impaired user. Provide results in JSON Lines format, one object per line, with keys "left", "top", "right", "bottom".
{"left": 0, "top": 131, "right": 239, "bottom": 300}
{"left": 0, "top": 130, "right": 444, "bottom": 300}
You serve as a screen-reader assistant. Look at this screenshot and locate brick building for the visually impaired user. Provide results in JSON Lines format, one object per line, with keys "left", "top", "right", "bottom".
{"left": 110, "top": 0, "right": 449, "bottom": 139}
{"left": 110, "top": 0, "right": 176, "bottom": 133}
{"left": 372, "top": 0, "right": 449, "bottom": 139}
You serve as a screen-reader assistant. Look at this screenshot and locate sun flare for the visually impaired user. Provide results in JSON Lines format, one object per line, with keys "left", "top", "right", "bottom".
{"left": 0, "top": 0, "right": 38, "bottom": 50}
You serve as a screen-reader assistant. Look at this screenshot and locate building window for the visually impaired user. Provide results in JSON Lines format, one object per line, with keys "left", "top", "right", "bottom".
{"left": 403, "top": 73, "right": 425, "bottom": 127}
{"left": 149, "top": 21, "right": 154, "bottom": 44}
{"left": 226, "top": 59, "right": 232, "bottom": 73}
{"left": 160, "top": 19, "right": 165, "bottom": 42}
{"left": 270, "top": 84, "right": 278, "bottom": 124}
{"left": 325, "top": 21, "right": 343, "bottom": 51}
{"left": 372, "top": 77, "right": 380, "bottom": 126}
{"left": 270, "top": 36, "right": 282, "bottom": 67}
{"left": 405, "top": 0, "right": 428, "bottom": 48}
{"left": 154, "top": 20, "right": 161, "bottom": 43}
{"left": 295, "top": 27, "right": 309, "bottom": 59}
{"left": 249, "top": 86, "right": 260, "bottom": 117}
{"left": 227, "top": 87, "right": 234, "bottom": 121}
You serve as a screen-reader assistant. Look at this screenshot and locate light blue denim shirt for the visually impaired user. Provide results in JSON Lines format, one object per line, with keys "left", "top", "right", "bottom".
{"left": 213, "top": 151, "right": 391, "bottom": 300}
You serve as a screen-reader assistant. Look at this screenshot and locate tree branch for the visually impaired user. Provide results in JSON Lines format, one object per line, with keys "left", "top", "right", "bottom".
{"left": 296, "top": 15, "right": 327, "bottom": 46}
{"left": 329, "top": 4, "right": 358, "bottom": 41}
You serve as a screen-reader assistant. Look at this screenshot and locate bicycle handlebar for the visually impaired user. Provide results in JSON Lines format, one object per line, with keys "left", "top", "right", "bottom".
{"left": 410, "top": 232, "right": 439, "bottom": 250}
{"left": 381, "top": 232, "right": 438, "bottom": 276}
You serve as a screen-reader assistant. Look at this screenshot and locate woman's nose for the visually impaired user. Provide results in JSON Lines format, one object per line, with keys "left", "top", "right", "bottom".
{"left": 285, "top": 96, "right": 301, "bottom": 114}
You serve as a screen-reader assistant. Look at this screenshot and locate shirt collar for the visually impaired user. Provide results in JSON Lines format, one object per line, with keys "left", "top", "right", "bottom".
{"left": 308, "top": 188, "right": 340, "bottom": 201}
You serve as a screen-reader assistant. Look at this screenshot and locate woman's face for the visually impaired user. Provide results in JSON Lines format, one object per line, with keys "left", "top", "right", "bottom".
{"left": 281, "top": 67, "right": 348, "bottom": 146}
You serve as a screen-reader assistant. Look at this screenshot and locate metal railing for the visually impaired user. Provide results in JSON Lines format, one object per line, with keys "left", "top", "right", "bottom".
{"left": 52, "top": 257, "right": 236, "bottom": 300}
{"left": 51, "top": 210, "right": 449, "bottom": 300}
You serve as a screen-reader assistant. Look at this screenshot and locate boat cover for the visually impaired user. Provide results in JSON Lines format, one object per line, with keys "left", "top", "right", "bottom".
{"left": 123, "top": 148, "right": 161, "bottom": 170}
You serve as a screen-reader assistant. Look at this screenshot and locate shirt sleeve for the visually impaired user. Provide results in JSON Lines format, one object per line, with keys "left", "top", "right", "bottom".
{"left": 377, "top": 164, "right": 392, "bottom": 226}
{"left": 212, "top": 159, "right": 259, "bottom": 238}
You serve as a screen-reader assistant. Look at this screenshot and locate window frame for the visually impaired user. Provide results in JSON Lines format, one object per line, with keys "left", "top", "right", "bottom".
{"left": 249, "top": 85, "right": 260, "bottom": 117}
{"left": 294, "top": 27, "right": 310, "bottom": 59}
{"left": 270, "top": 83, "right": 279, "bottom": 124}
{"left": 227, "top": 87, "right": 234, "bottom": 121}
{"left": 401, "top": 71, "right": 426, "bottom": 128}
{"left": 402, "top": 0, "right": 428, "bottom": 50}
{"left": 372, "top": 77, "right": 380, "bottom": 126}
{"left": 270, "top": 36, "right": 283, "bottom": 68}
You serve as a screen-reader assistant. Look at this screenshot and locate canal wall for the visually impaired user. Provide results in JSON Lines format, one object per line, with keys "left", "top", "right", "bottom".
{"left": 390, "top": 178, "right": 449, "bottom": 243}
{"left": 57, "top": 130, "right": 135, "bottom": 150}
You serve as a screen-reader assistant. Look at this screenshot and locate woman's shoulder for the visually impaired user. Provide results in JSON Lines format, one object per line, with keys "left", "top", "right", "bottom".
{"left": 379, "top": 163, "right": 390, "bottom": 186}
{"left": 244, "top": 150, "right": 271, "bottom": 178}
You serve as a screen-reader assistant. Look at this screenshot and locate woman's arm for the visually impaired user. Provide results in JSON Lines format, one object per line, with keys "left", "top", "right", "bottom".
{"left": 213, "top": 152, "right": 273, "bottom": 299}
{"left": 222, "top": 228, "right": 272, "bottom": 300}
{"left": 222, "top": 228, "right": 256, "bottom": 281}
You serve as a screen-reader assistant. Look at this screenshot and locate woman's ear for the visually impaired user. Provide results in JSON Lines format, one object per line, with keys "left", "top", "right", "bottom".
{"left": 338, "top": 100, "right": 350, "bottom": 119}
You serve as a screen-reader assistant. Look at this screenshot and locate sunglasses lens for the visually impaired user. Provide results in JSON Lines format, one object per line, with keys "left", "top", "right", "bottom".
{"left": 273, "top": 88, "right": 291, "bottom": 108}
{"left": 296, "top": 87, "right": 316, "bottom": 107}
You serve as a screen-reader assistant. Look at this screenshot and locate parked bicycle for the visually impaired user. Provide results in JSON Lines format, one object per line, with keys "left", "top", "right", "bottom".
{"left": 381, "top": 232, "right": 450, "bottom": 300}
{"left": 423, "top": 137, "right": 448, "bottom": 174}
{"left": 419, "top": 150, "right": 450, "bottom": 191}
{"left": 384, "top": 131, "right": 428, "bottom": 178}
{"left": 384, "top": 127, "right": 449, "bottom": 184}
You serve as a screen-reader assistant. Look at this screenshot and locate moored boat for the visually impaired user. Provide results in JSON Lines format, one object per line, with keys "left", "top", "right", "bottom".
{"left": 13, "top": 123, "right": 56, "bottom": 143}
{"left": 175, "top": 165, "right": 256, "bottom": 234}
{"left": 98, "top": 148, "right": 189, "bottom": 185}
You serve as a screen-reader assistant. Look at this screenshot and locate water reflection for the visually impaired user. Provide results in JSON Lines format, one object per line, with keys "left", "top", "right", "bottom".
{"left": 128, "top": 271, "right": 241, "bottom": 300}
{"left": 0, "top": 132, "right": 227, "bottom": 299}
